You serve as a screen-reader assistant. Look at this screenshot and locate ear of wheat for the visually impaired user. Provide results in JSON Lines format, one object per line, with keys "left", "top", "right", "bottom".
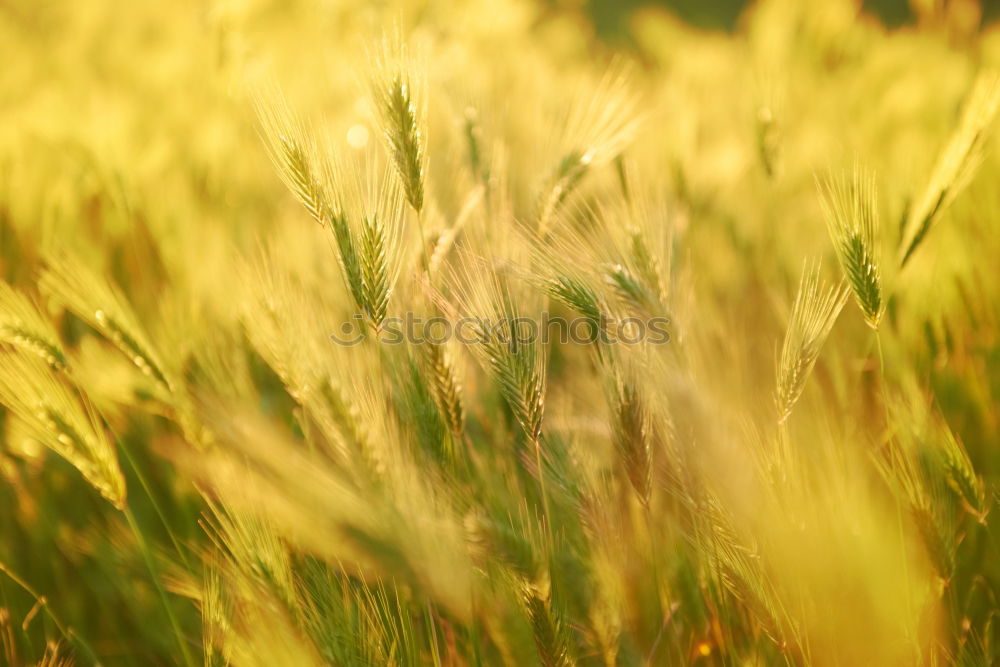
{"left": 695, "top": 492, "right": 790, "bottom": 648}
{"left": 420, "top": 339, "right": 465, "bottom": 442}
{"left": 371, "top": 40, "right": 426, "bottom": 216}
{"left": 40, "top": 254, "right": 174, "bottom": 394}
{"left": 0, "top": 350, "right": 125, "bottom": 508}
{"left": 537, "top": 65, "right": 641, "bottom": 236}
{"left": 0, "top": 281, "right": 68, "bottom": 371}
{"left": 546, "top": 273, "right": 606, "bottom": 341}
{"left": 818, "top": 167, "right": 884, "bottom": 330}
{"left": 255, "top": 91, "right": 378, "bottom": 318}
{"left": 607, "top": 368, "right": 652, "bottom": 506}
{"left": 254, "top": 87, "right": 332, "bottom": 227}
{"left": 327, "top": 211, "right": 367, "bottom": 314}
{"left": 351, "top": 162, "right": 405, "bottom": 333}
{"left": 201, "top": 562, "right": 233, "bottom": 667}
{"left": 358, "top": 214, "right": 391, "bottom": 330}
{"left": 444, "top": 250, "right": 547, "bottom": 448}
{"left": 937, "top": 425, "right": 985, "bottom": 519}
{"left": 202, "top": 495, "right": 297, "bottom": 610}
{"left": 775, "top": 262, "right": 848, "bottom": 423}
{"left": 626, "top": 226, "right": 668, "bottom": 309}
{"left": 519, "top": 576, "right": 575, "bottom": 667}
{"left": 538, "top": 196, "right": 670, "bottom": 322}
{"left": 900, "top": 70, "right": 1000, "bottom": 267}
{"left": 465, "top": 512, "right": 539, "bottom": 580}
{"left": 488, "top": 329, "right": 546, "bottom": 447}
{"left": 873, "top": 437, "right": 956, "bottom": 580}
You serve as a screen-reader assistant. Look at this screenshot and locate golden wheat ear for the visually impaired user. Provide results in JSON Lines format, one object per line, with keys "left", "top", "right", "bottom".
{"left": 818, "top": 166, "right": 884, "bottom": 330}
{"left": 201, "top": 494, "right": 297, "bottom": 610}
{"left": 419, "top": 339, "right": 465, "bottom": 441}
{"left": 774, "top": 261, "right": 848, "bottom": 424}
{"left": 445, "top": 249, "right": 547, "bottom": 448}
{"left": 873, "top": 431, "right": 956, "bottom": 581}
{"left": 537, "top": 63, "right": 642, "bottom": 237}
{"left": 253, "top": 87, "right": 380, "bottom": 320}
{"left": 39, "top": 254, "right": 174, "bottom": 395}
{"left": 606, "top": 365, "right": 653, "bottom": 507}
{"left": 0, "top": 350, "right": 126, "bottom": 508}
{"left": 252, "top": 85, "right": 333, "bottom": 227}
{"left": 0, "top": 281, "right": 68, "bottom": 371}
{"left": 900, "top": 70, "right": 1000, "bottom": 267}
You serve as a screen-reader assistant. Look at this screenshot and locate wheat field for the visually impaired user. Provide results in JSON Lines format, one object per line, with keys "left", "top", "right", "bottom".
{"left": 2, "top": 0, "right": 1000, "bottom": 664}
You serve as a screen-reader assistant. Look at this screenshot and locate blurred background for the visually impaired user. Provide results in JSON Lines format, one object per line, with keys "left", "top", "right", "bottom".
{"left": 577, "top": 0, "right": 999, "bottom": 37}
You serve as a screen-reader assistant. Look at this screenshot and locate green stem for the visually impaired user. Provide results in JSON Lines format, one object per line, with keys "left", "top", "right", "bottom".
{"left": 643, "top": 506, "right": 667, "bottom": 666}
{"left": 123, "top": 506, "right": 195, "bottom": 667}
{"left": 426, "top": 600, "right": 442, "bottom": 667}
{"left": 875, "top": 330, "right": 885, "bottom": 379}
{"left": 533, "top": 435, "right": 554, "bottom": 556}
{"left": 116, "top": 434, "right": 191, "bottom": 570}
{"left": 415, "top": 207, "right": 430, "bottom": 272}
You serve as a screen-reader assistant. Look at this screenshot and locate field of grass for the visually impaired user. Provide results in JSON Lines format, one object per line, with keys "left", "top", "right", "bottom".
{"left": 2, "top": 0, "right": 1000, "bottom": 664}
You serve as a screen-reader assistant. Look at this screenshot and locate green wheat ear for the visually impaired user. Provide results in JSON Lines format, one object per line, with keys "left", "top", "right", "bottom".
{"left": 608, "top": 370, "right": 652, "bottom": 507}
{"left": 520, "top": 576, "right": 574, "bottom": 667}
{"left": 328, "top": 210, "right": 366, "bottom": 314}
{"left": 421, "top": 340, "right": 465, "bottom": 441}
{"left": 359, "top": 214, "right": 391, "bottom": 331}
{"left": 253, "top": 86, "right": 332, "bottom": 227}
{"left": 371, "top": 42, "right": 426, "bottom": 215}
{"left": 936, "top": 421, "right": 986, "bottom": 519}
{"left": 818, "top": 167, "right": 884, "bottom": 330}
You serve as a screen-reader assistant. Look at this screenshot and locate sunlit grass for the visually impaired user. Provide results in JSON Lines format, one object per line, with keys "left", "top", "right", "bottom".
{"left": 1, "top": 1, "right": 1000, "bottom": 665}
